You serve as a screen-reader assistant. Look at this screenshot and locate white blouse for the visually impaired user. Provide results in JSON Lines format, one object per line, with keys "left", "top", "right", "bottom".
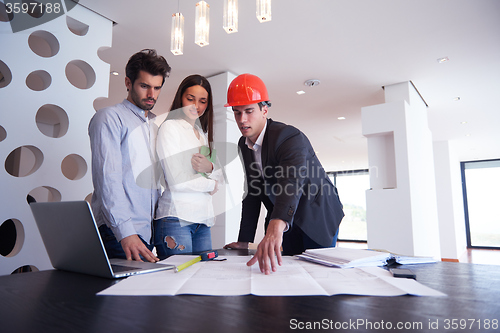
{"left": 155, "top": 118, "right": 222, "bottom": 226}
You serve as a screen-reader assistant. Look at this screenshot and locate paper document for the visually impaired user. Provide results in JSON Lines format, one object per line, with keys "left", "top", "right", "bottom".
{"left": 97, "top": 256, "right": 445, "bottom": 297}
{"left": 296, "top": 247, "right": 437, "bottom": 268}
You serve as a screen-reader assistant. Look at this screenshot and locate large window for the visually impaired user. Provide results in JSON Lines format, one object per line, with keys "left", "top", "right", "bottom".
{"left": 461, "top": 159, "right": 500, "bottom": 249}
{"left": 328, "top": 170, "right": 369, "bottom": 242}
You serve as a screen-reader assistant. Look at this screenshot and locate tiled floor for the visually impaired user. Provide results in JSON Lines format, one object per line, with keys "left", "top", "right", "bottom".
{"left": 337, "top": 241, "right": 500, "bottom": 266}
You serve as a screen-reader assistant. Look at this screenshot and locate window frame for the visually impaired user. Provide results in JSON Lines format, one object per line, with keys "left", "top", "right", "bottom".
{"left": 327, "top": 169, "right": 369, "bottom": 243}
{"left": 461, "top": 158, "right": 500, "bottom": 250}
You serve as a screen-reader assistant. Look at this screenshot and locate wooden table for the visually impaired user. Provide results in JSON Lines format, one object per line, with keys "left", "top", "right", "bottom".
{"left": 1, "top": 249, "right": 499, "bottom": 333}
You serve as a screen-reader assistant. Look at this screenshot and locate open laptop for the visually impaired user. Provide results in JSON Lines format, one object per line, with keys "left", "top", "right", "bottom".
{"left": 30, "top": 201, "right": 174, "bottom": 278}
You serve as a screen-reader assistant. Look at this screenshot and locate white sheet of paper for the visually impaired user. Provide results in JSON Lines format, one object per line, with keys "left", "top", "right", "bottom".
{"left": 176, "top": 256, "right": 252, "bottom": 296}
{"left": 300, "top": 261, "right": 446, "bottom": 297}
{"left": 97, "top": 256, "right": 445, "bottom": 297}
{"left": 250, "top": 259, "right": 328, "bottom": 296}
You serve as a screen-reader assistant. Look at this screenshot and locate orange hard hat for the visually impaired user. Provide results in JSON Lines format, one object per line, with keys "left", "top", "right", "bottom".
{"left": 224, "top": 74, "right": 270, "bottom": 107}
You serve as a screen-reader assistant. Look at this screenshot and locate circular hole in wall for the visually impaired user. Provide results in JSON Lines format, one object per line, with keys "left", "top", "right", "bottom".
{"left": 0, "top": 60, "right": 13, "bottom": 88}
{"left": 93, "top": 97, "right": 108, "bottom": 112}
{"left": 67, "top": 15, "right": 89, "bottom": 36}
{"left": 0, "top": 2, "right": 14, "bottom": 21}
{"left": 11, "top": 265, "right": 39, "bottom": 274}
{"left": 28, "top": 30, "right": 60, "bottom": 58}
{"left": 28, "top": 186, "right": 62, "bottom": 202}
{"left": 5, "top": 145, "right": 44, "bottom": 177}
{"left": 66, "top": 60, "right": 95, "bottom": 89}
{"left": 0, "top": 218, "right": 25, "bottom": 257}
{"left": 61, "top": 154, "right": 87, "bottom": 180}
{"left": 27, "top": 194, "right": 36, "bottom": 204}
{"left": 85, "top": 192, "right": 92, "bottom": 204}
{"left": 26, "top": 70, "right": 51, "bottom": 91}
{"left": 0, "top": 125, "right": 6, "bottom": 142}
{"left": 36, "top": 104, "right": 69, "bottom": 138}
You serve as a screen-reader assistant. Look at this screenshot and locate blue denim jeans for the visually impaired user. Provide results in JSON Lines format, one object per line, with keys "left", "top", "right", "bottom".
{"left": 98, "top": 224, "right": 154, "bottom": 260}
{"left": 153, "top": 217, "right": 212, "bottom": 257}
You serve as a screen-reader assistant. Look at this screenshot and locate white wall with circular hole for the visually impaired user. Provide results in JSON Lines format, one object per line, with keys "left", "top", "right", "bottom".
{"left": 0, "top": 59, "right": 12, "bottom": 88}
{"left": 67, "top": 15, "right": 89, "bottom": 36}
{"left": 28, "top": 185, "right": 62, "bottom": 203}
{"left": 66, "top": 60, "right": 96, "bottom": 89}
{"left": 61, "top": 153, "right": 87, "bottom": 180}
{"left": 36, "top": 104, "right": 69, "bottom": 138}
{"left": 26, "top": 70, "right": 52, "bottom": 91}
{"left": 0, "top": 4, "right": 112, "bottom": 276}
{"left": 4, "top": 145, "right": 44, "bottom": 177}
{"left": 0, "top": 218, "right": 24, "bottom": 258}
{"left": 0, "top": 125, "right": 7, "bottom": 142}
{"left": 28, "top": 30, "right": 60, "bottom": 58}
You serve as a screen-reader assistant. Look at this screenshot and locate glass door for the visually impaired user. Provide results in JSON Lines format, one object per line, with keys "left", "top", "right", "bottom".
{"left": 329, "top": 170, "right": 369, "bottom": 242}
{"left": 462, "top": 159, "right": 500, "bottom": 248}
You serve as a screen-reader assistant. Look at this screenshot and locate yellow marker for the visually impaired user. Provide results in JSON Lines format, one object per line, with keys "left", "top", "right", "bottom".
{"left": 175, "top": 256, "right": 202, "bottom": 273}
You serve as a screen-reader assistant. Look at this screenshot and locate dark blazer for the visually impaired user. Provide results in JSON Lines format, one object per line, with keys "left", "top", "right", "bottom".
{"left": 237, "top": 119, "right": 344, "bottom": 247}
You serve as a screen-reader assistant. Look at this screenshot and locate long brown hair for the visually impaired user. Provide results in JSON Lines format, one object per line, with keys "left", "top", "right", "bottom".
{"left": 166, "top": 74, "right": 214, "bottom": 153}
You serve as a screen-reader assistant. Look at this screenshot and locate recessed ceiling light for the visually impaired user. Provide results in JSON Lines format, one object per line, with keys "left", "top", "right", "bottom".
{"left": 304, "top": 79, "right": 320, "bottom": 87}
{"left": 460, "top": 121, "right": 467, "bottom": 125}
{"left": 111, "top": 71, "right": 119, "bottom": 76}
{"left": 437, "top": 57, "right": 449, "bottom": 63}
{"left": 338, "top": 117, "right": 346, "bottom": 120}
{"left": 465, "top": 134, "right": 471, "bottom": 137}
{"left": 296, "top": 90, "right": 305, "bottom": 95}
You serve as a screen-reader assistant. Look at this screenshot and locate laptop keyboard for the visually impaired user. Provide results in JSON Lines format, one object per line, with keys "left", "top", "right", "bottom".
{"left": 111, "top": 264, "right": 138, "bottom": 272}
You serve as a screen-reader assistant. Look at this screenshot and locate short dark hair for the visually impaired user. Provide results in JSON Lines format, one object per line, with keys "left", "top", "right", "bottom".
{"left": 125, "top": 49, "right": 171, "bottom": 86}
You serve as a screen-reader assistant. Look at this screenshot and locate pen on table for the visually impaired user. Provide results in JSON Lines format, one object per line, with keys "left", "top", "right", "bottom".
{"left": 175, "top": 250, "right": 218, "bottom": 273}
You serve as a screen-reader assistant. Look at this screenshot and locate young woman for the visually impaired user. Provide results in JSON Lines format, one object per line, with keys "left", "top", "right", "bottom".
{"left": 154, "top": 74, "right": 222, "bottom": 256}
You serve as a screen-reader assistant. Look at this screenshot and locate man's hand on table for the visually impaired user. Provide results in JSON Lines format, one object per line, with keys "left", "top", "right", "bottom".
{"left": 121, "top": 234, "right": 159, "bottom": 263}
{"left": 223, "top": 241, "right": 249, "bottom": 250}
{"left": 246, "top": 219, "right": 287, "bottom": 275}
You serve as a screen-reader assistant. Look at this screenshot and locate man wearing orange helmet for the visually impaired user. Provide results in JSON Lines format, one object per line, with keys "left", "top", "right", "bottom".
{"left": 223, "top": 74, "right": 344, "bottom": 274}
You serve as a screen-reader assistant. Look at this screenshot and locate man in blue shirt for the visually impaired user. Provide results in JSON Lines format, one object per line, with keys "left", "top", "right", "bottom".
{"left": 89, "top": 49, "right": 171, "bottom": 262}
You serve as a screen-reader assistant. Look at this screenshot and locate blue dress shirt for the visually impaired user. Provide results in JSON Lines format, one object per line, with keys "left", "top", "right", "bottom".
{"left": 88, "top": 99, "right": 161, "bottom": 243}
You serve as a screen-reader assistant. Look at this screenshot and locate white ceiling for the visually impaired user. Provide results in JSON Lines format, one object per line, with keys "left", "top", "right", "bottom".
{"left": 81, "top": 0, "right": 500, "bottom": 171}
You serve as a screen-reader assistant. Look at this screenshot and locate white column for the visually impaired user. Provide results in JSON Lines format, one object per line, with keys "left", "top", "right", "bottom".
{"left": 433, "top": 141, "right": 467, "bottom": 260}
{"left": 361, "top": 82, "right": 441, "bottom": 258}
{"left": 207, "top": 72, "right": 245, "bottom": 248}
